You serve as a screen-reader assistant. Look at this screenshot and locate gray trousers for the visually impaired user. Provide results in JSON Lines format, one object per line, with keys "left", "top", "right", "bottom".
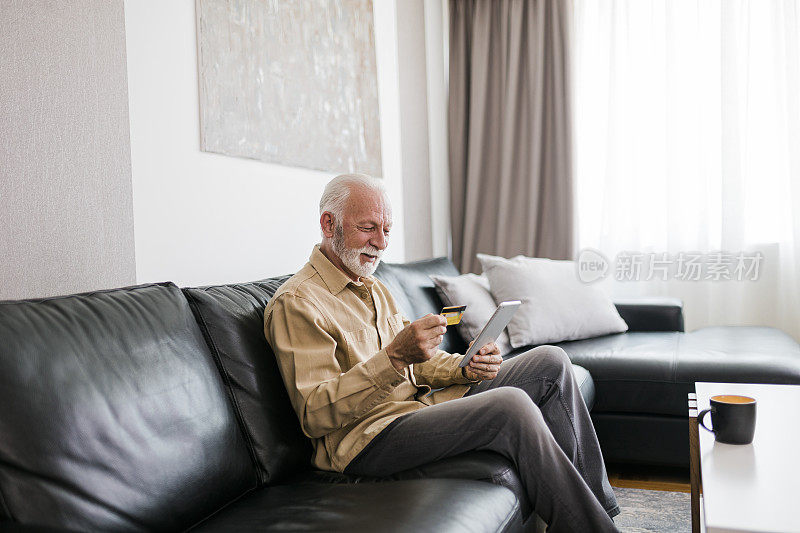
{"left": 345, "top": 346, "right": 620, "bottom": 533}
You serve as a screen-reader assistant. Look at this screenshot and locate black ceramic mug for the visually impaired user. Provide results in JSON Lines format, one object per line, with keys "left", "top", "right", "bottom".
{"left": 698, "top": 394, "right": 757, "bottom": 445}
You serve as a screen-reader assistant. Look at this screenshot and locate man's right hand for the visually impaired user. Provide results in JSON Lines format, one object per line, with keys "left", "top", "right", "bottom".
{"left": 385, "top": 314, "right": 447, "bottom": 372}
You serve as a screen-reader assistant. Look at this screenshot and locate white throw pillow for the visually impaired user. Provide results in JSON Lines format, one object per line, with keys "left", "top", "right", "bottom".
{"left": 429, "top": 273, "right": 512, "bottom": 355}
{"left": 477, "top": 253, "right": 628, "bottom": 347}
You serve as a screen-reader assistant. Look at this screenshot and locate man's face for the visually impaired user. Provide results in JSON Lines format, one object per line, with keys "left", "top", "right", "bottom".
{"left": 331, "top": 185, "right": 392, "bottom": 279}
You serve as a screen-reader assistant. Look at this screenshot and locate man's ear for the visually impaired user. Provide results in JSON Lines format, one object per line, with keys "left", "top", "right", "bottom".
{"left": 320, "top": 212, "right": 335, "bottom": 238}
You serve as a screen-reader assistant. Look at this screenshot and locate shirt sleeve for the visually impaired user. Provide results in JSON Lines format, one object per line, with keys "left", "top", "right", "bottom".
{"left": 264, "top": 293, "right": 406, "bottom": 439}
{"left": 412, "top": 349, "right": 478, "bottom": 387}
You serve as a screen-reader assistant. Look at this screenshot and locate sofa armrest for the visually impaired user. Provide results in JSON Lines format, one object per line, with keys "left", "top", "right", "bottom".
{"left": 613, "top": 297, "right": 685, "bottom": 332}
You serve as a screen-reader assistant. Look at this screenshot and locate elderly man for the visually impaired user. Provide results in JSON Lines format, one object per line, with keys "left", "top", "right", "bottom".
{"left": 264, "top": 174, "right": 619, "bottom": 532}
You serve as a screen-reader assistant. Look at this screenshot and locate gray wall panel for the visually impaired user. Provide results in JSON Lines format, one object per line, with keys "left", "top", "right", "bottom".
{"left": 0, "top": 0, "right": 135, "bottom": 299}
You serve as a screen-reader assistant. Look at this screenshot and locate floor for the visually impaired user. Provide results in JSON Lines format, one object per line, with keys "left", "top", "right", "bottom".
{"left": 608, "top": 463, "right": 692, "bottom": 532}
{"left": 607, "top": 463, "right": 690, "bottom": 494}
{"left": 612, "top": 486, "right": 691, "bottom": 532}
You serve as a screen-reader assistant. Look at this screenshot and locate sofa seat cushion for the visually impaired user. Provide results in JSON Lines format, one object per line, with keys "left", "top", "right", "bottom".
{"left": 293, "top": 450, "right": 529, "bottom": 517}
{"left": 192, "top": 479, "right": 522, "bottom": 532}
{"left": 572, "top": 364, "right": 596, "bottom": 412}
{"left": 555, "top": 326, "right": 800, "bottom": 417}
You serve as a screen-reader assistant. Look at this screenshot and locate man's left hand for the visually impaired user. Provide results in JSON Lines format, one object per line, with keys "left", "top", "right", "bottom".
{"left": 463, "top": 342, "right": 502, "bottom": 381}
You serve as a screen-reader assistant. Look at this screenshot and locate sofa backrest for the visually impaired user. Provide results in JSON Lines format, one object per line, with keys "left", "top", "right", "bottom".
{"left": 183, "top": 277, "right": 311, "bottom": 485}
{"left": 375, "top": 257, "right": 468, "bottom": 355}
{"left": 0, "top": 283, "right": 258, "bottom": 531}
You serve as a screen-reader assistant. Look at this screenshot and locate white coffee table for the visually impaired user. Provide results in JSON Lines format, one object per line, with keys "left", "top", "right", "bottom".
{"left": 689, "top": 382, "right": 800, "bottom": 533}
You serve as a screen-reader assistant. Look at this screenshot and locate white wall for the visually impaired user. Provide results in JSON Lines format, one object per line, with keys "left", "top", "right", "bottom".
{"left": 124, "top": 0, "right": 410, "bottom": 286}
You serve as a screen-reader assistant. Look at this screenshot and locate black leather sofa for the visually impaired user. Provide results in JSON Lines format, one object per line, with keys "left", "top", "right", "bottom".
{"left": 2, "top": 256, "right": 799, "bottom": 531}
{"left": 0, "top": 279, "right": 524, "bottom": 532}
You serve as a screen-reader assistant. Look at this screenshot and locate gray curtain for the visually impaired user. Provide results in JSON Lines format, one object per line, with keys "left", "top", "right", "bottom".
{"left": 448, "top": 0, "right": 574, "bottom": 273}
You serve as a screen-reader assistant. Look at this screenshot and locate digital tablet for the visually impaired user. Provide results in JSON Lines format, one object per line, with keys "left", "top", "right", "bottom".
{"left": 459, "top": 300, "right": 521, "bottom": 368}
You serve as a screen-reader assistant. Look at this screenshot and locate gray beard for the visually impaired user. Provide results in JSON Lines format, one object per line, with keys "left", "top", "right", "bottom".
{"left": 332, "top": 223, "right": 382, "bottom": 279}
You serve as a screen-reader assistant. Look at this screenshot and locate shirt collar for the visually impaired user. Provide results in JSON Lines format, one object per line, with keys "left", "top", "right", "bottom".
{"left": 309, "top": 244, "right": 374, "bottom": 295}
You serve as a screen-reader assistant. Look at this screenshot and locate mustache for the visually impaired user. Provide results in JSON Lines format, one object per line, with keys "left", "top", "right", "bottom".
{"left": 355, "top": 244, "right": 382, "bottom": 257}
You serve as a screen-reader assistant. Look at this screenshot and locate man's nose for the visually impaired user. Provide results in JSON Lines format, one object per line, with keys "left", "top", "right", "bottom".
{"left": 372, "top": 231, "right": 388, "bottom": 250}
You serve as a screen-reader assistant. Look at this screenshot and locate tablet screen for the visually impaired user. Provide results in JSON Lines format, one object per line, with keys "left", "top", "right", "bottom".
{"left": 459, "top": 300, "right": 521, "bottom": 367}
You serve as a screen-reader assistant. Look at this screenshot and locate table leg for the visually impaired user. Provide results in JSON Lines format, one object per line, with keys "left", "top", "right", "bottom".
{"left": 688, "top": 392, "right": 701, "bottom": 533}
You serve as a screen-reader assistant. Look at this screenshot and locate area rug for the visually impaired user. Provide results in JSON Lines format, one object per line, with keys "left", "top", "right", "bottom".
{"left": 613, "top": 487, "right": 691, "bottom": 532}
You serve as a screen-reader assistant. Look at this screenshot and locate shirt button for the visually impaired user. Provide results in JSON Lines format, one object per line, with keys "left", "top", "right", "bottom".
{"left": 361, "top": 292, "right": 369, "bottom": 300}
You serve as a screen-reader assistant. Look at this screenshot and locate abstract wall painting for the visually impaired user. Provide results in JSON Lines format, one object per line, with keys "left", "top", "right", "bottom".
{"left": 196, "top": 0, "right": 382, "bottom": 176}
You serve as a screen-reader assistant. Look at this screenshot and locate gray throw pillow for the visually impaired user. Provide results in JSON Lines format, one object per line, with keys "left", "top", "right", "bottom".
{"left": 478, "top": 253, "right": 628, "bottom": 347}
{"left": 430, "top": 273, "right": 512, "bottom": 355}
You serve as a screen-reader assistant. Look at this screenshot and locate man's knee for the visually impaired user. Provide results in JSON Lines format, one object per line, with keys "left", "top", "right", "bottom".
{"left": 530, "top": 344, "right": 571, "bottom": 363}
{"left": 523, "top": 344, "right": 571, "bottom": 374}
{"left": 482, "top": 387, "right": 544, "bottom": 424}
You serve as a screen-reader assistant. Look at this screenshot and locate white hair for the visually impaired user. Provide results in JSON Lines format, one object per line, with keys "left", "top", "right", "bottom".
{"left": 319, "top": 173, "right": 388, "bottom": 223}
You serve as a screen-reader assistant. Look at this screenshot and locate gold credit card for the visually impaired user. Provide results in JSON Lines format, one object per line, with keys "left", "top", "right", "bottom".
{"left": 440, "top": 305, "right": 467, "bottom": 326}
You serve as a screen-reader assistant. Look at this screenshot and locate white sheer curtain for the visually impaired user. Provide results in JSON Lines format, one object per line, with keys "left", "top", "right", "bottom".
{"left": 573, "top": 0, "right": 800, "bottom": 340}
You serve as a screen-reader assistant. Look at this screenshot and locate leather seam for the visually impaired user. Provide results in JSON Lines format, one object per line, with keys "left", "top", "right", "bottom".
{"left": 182, "top": 485, "right": 258, "bottom": 532}
{"left": 184, "top": 291, "right": 264, "bottom": 486}
{"left": 487, "top": 466, "right": 514, "bottom": 482}
{"left": 0, "top": 281, "right": 176, "bottom": 305}
{"left": 586, "top": 378, "right": 693, "bottom": 384}
{"left": 191, "top": 276, "right": 290, "bottom": 292}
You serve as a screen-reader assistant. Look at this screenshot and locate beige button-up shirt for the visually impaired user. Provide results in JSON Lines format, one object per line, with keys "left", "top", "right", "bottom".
{"left": 264, "top": 245, "right": 474, "bottom": 472}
